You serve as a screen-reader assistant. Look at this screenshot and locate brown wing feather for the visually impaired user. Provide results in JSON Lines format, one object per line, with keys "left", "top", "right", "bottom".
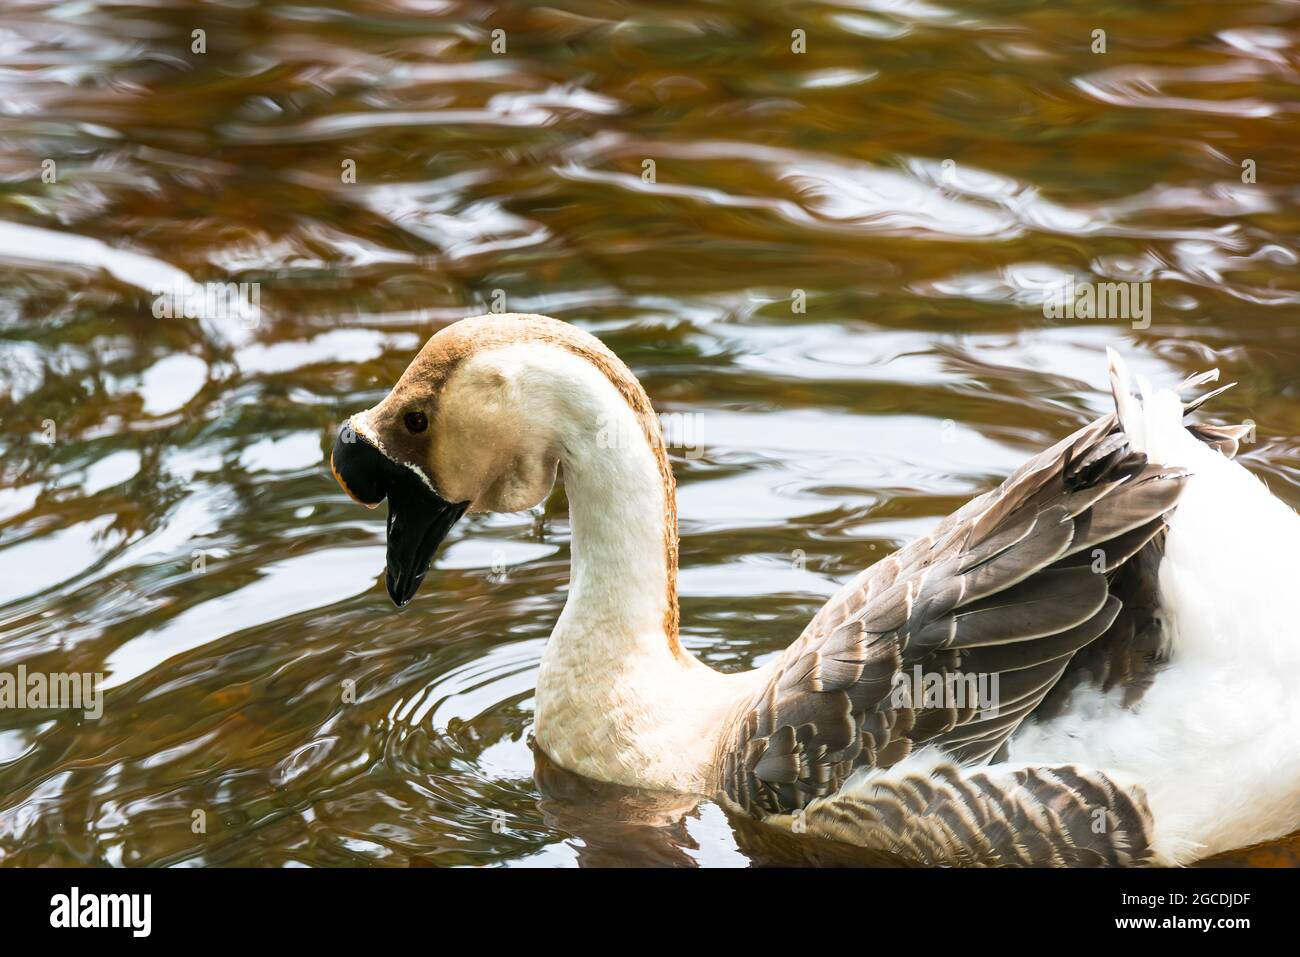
{"left": 718, "top": 409, "right": 1198, "bottom": 817}
{"left": 768, "top": 761, "right": 1156, "bottom": 867}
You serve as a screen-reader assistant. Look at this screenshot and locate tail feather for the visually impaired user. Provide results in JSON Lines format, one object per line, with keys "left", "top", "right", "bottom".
{"left": 1183, "top": 382, "right": 1238, "bottom": 415}
{"left": 1175, "top": 367, "right": 1220, "bottom": 393}
{"left": 1186, "top": 423, "right": 1253, "bottom": 459}
{"left": 1107, "top": 348, "right": 1245, "bottom": 466}
{"left": 1106, "top": 347, "right": 1146, "bottom": 450}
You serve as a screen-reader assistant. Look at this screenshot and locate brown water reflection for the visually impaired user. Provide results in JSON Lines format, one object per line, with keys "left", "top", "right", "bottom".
{"left": 1, "top": 0, "right": 1299, "bottom": 866}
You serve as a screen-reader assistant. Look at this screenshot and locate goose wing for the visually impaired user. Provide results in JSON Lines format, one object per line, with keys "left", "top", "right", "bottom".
{"left": 718, "top": 409, "right": 1191, "bottom": 819}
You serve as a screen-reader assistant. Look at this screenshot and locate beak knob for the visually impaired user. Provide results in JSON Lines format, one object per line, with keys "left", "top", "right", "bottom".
{"left": 331, "top": 423, "right": 388, "bottom": 507}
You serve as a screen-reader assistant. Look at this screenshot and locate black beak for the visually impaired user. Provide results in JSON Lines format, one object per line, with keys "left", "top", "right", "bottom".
{"left": 330, "top": 423, "right": 468, "bottom": 608}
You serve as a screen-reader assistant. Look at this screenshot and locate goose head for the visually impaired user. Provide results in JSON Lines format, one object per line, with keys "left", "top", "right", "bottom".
{"left": 330, "top": 313, "right": 591, "bottom": 607}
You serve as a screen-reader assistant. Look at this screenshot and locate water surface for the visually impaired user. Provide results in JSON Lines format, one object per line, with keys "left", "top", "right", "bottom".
{"left": 2, "top": 0, "right": 1299, "bottom": 866}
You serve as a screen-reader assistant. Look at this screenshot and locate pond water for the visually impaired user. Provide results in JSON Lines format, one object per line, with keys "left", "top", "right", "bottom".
{"left": 1, "top": 0, "right": 1299, "bottom": 866}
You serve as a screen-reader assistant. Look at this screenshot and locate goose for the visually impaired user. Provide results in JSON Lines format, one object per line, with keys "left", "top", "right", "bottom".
{"left": 330, "top": 313, "right": 1300, "bottom": 866}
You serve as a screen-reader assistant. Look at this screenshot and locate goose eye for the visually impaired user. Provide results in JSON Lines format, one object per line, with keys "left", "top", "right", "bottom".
{"left": 403, "top": 410, "right": 428, "bottom": 434}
